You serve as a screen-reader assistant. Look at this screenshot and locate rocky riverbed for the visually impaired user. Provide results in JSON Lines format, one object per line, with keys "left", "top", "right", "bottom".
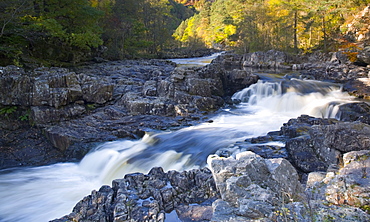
{"left": 1, "top": 50, "right": 370, "bottom": 221}
{"left": 0, "top": 57, "right": 258, "bottom": 168}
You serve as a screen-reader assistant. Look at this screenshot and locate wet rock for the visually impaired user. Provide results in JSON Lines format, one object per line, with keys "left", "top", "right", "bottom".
{"left": 336, "top": 102, "right": 370, "bottom": 124}
{"left": 0, "top": 122, "right": 65, "bottom": 168}
{"left": 222, "top": 69, "right": 259, "bottom": 96}
{"left": 175, "top": 204, "right": 213, "bottom": 222}
{"left": 280, "top": 115, "right": 337, "bottom": 139}
{"left": 343, "top": 79, "right": 370, "bottom": 99}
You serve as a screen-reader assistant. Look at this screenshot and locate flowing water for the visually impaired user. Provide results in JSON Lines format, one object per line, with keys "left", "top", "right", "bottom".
{"left": 0, "top": 58, "right": 356, "bottom": 221}
{"left": 168, "top": 52, "right": 224, "bottom": 67}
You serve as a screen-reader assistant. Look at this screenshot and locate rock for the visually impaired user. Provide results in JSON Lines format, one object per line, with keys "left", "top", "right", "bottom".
{"left": 280, "top": 115, "right": 337, "bottom": 139}
{"left": 0, "top": 56, "right": 262, "bottom": 168}
{"left": 357, "top": 46, "right": 370, "bottom": 65}
{"left": 121, "top": 92, "right": 175, "bottom": 116}
{"left": 222, "top": 69, "right": 259, "bottom": 96}
{"left": 284, "top": 115, "right": 370, "bottom": 173}
{"left": 310, "top": 122, "right": 370, "bottom": 153}
{"left": 208, "top": 151, "right": 304, "bottom": 221}
{"left": 77, "top": 73, "right": 113, "bottom": 104}
{"left": 52, "top": 167, "right": 219, "bottom": 222}
{"left": 242, "top": 50, "right": 290, "bottom": 68}
{"left": 0, "top": 70, "right": 32, "bottom": 106}
{"left": 343, "top": 79, "right": 370, "bottom": 99}
{"left": 304, "top": 150, "right": 370, "bottom": 220}
{"left": 0, "top": 122, "right": 65, "bottom": 168}
{"left": 54, "top": 150, "right": 370, "bottom": 222}
{"left": 207, "top": 150, "right": 370, "bottom": 222}
{"left": 175, "top": 204, "right": 213, "bottom": 222}
{"left": 336, "top": 102, "right": 370, "bottom": 124}
{"left": 31, "top": 104, "right": 86, "bottom": 125}
{"left": 326, "top": 150, "right": 370, "bottom": 208}
{"left": 32, "top": 69, "right": 83, "bottom": 108}
{"left": 43, "top": 126, "right": 77, "bottom": 152}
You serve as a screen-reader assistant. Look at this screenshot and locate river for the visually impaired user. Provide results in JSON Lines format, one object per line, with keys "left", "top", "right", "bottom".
{"left": 0, "top": 55, "right": 356, "bottom": 221}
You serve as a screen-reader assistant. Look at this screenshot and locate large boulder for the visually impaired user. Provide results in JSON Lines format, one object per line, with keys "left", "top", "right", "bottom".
{"left": 208, "top": 151, "right": 304, "bottom": 221}
{"left": 280, "top": 115, "right": 370, "bottom": 173}
{"left": 208, "top": 151, "right": 370, "bottom": 222}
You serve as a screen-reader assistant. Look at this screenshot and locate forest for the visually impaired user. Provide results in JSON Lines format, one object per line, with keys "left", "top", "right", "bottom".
{"left": 0, "top": 0, "right": 369, "bottom": 67}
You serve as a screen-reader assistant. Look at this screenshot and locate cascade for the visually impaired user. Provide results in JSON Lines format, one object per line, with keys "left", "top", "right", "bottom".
{"left": 0, "top": 74, "right": 355, "bottom": 222}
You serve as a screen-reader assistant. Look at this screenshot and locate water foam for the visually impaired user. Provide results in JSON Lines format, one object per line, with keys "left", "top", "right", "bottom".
{"left": 0, "top": 78, "right": 355, "bottom": 221}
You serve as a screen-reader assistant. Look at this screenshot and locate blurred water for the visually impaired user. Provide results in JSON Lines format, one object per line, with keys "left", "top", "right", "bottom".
{"left": 0, "top": 74, "right": 355, "bottom": 222}
{"left": 168, "top": 52, "right": 224, "bottom": 67}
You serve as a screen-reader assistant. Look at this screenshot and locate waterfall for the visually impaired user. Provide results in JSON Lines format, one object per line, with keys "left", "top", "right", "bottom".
{"left": 0, "top": 77, "right": 354, "bottom": 222}
{"left": 232, "top": 79, "right": 352, "bottom": 118}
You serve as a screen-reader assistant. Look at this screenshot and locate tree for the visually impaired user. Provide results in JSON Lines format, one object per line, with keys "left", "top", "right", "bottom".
{"left": 0, "top": 0, "right": 33, "bottom": 65}
{"left": 0, "top": 0, "right": 104, "bottom": 66}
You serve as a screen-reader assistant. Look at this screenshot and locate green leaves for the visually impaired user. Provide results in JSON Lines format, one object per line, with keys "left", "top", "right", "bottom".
{"left": 0, "top": 0, "right": 104, "bottom": 66}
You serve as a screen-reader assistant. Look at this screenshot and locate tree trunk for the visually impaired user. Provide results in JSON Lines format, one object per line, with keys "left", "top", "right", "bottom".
{"left": 293, "top": 10, "right": 298, "bottom": 52}
{"left": 322, "top": 16, "right": 327, "bottom": 52}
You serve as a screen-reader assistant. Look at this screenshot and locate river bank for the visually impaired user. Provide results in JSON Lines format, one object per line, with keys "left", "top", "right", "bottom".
{"left": 0, "top": 50, "right": 370, "bottom": 221}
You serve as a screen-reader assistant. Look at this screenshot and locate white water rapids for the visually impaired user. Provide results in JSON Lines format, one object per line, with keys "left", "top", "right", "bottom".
{"left": 0, "top": 70, "right": 356, "bottom": 221}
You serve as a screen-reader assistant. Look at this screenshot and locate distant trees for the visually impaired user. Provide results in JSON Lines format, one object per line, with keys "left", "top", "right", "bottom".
{"left": 0, "top": 0, "right": 194, "bottom": 66}
{"left": 173, "top": 0, "right": 370, "bottom": 53}
{"left": 0, "top": 0, "right": 368, "bottom": 66}
{"left": 0, "top": 0, "right": 104, "bottom": 66}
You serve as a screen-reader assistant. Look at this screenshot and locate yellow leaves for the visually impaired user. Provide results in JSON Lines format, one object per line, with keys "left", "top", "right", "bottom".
{"left": 339, "top": 39, "right": 363, "bottom": 62}
{"left": 267, "top": 0, "right": 282, "bottom": 7}
{"left": 224, "top": 24, "right": 236, "bottom": 36}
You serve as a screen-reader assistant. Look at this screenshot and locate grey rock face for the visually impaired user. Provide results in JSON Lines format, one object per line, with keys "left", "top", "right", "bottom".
{"left": 326, "top": 150, "right": 370, "bottom": 207}
{"left": 208, "top": 151, "right": 304, "bottom": 221}
{"left": 0, "top": 57, "right": 260, "bottom": 168}
{"left": 305, "top": 150, "right": 370, "bottom": 221}
{"left": 208, "top": 151, "right": 370, "bottom": 222}
{"left": 242, "top": 50, "right": 289, "bottom": 69}
{"left": 52, "top": 167, "right": 219, "bottom": 222}
{"left": 281, "top": 115, "right": 370, "bottom": 173}
{"left": 53, "top": 149, "right": 370, "bottom": 222}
